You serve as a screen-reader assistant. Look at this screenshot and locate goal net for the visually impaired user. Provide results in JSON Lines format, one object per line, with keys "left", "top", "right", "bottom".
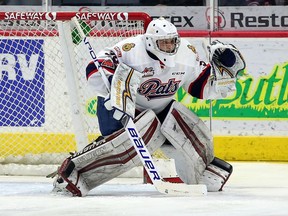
{"left": 0, "top": 11, "right": 151, "bottom": 175}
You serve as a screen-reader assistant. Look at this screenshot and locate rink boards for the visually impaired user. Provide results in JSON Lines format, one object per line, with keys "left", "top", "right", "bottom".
{"left": 0, "top": 32, "right": 287, "bottom": 162}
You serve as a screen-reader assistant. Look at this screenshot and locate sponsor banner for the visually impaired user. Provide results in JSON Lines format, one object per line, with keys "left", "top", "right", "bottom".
{"left": 0, "top": 5, "right": 287, "bottom": 30}
{"left": 0, "top": 39, "right": 45, "bottom": 127}
{"left": 177, "top": 62, "right": 288, "bottom": 119}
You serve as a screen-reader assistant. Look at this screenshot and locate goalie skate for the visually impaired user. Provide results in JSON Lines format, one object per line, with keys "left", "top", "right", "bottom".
{"left": 51, "top": 176, "right": 72, "bottom": 196}
{"left": 48, "top": 167, "right": 72, "bottom": 196}
{"left": 51, "top": 157, "right": 91, "bottom": 197}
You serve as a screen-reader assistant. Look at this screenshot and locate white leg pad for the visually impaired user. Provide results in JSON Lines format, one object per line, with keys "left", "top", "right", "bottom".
{"left": 53, "top": 109, "right": 165, "bottom": 196}
{"left": 161, "top": 101, "right": 214, "bottom": 184}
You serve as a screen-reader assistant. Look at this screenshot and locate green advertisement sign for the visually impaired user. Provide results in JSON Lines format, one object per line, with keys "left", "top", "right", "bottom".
{"left": 176, "top": 62, "right": 288, "bottom": 119}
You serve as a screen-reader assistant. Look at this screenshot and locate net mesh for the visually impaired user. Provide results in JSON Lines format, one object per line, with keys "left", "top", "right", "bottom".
{"left": 0, "top": 12, "right": 149, "bottom": 174}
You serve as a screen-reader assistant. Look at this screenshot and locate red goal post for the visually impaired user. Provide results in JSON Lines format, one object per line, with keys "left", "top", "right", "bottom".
{"left": 0, "top": 11, "right": 151, "bottom": 175}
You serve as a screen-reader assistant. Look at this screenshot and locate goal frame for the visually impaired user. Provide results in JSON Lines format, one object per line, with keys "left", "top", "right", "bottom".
{"left": 0, "top": 11, "right": 152, "bottom": 175}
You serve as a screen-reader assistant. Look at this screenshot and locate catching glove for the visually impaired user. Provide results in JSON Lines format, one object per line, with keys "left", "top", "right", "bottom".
{"left": 208, "top": 40, "right": 246, "bottom": 96}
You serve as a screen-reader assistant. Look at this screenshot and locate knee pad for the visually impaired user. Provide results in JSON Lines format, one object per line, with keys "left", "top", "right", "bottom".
{"left": 161, "top": 101, "right": 214, "bottom": 184}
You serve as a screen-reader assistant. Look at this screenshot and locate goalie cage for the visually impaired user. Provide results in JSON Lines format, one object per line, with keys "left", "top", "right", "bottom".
{"left": 0, "top": 11, "right": 151, "bottom": 176}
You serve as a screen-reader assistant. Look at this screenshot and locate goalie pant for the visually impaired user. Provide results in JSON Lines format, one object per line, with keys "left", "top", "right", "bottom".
{"left": 53, "top": 102, "right": 232, "bottom": 196}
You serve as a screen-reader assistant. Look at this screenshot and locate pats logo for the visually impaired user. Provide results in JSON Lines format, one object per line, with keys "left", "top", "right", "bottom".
{"left": 138, "top": 78, "right": 180, "bottom": 100}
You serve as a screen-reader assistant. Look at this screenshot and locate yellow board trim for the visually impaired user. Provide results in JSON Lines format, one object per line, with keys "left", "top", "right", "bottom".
{"left": 0, "top": 133, "right": 97, "bottom": 157}
{"left": 1, "top": 133, "right": 288, "bottom": 161}
{"left": 214, "top": 136, "right": 288, "bottom": 161}
{"left": 0, "top": 133, "right": 76, "bottom": 157}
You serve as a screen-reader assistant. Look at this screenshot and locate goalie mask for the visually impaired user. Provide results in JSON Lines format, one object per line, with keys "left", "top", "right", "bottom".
{"left": 145, "top": 17, "right": 180, "bottom": 67}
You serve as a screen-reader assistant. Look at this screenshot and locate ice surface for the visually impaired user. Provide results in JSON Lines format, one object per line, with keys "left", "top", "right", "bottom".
{"left": 0, "top": 162, "right": 288, "bottom": 216}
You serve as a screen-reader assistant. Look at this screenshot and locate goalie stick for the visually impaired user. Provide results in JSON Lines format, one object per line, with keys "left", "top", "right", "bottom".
{"left": 72, "top": 17, "right": 207, "bottom": 196}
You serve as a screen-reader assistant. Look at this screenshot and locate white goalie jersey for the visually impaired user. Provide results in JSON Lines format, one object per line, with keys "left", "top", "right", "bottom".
{"left": 87, "top": 35, "right": 223, "bottom": 114}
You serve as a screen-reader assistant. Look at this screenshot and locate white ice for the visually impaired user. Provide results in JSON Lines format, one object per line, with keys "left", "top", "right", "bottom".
{"left": 1, "top": 162, "right": 288, "bottom": 216}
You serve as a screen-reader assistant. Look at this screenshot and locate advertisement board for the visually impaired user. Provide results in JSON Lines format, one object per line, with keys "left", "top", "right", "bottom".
{"left": 0, "top": 39, "right": 45, "bottom": 127}
{"left": 0, "top": 5, "right": 287, "bottom": 31}
{"left": 0, "top": 7, "right": 287, "bottom": 160}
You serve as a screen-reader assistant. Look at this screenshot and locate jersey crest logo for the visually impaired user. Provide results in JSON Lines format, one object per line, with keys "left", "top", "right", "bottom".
{"left": 122, "top": 43, "right": 135, "bottom": 52}
{"left": 138, "top": 78, "right": 180, "bottom": 100}
{"left": 142, "top": 67, "right": 154, "bottom": 77}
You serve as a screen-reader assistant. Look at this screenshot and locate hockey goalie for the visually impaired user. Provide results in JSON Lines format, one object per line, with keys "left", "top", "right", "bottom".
{"left": 51, "top": 17, "right": 246, "bottom": 196}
